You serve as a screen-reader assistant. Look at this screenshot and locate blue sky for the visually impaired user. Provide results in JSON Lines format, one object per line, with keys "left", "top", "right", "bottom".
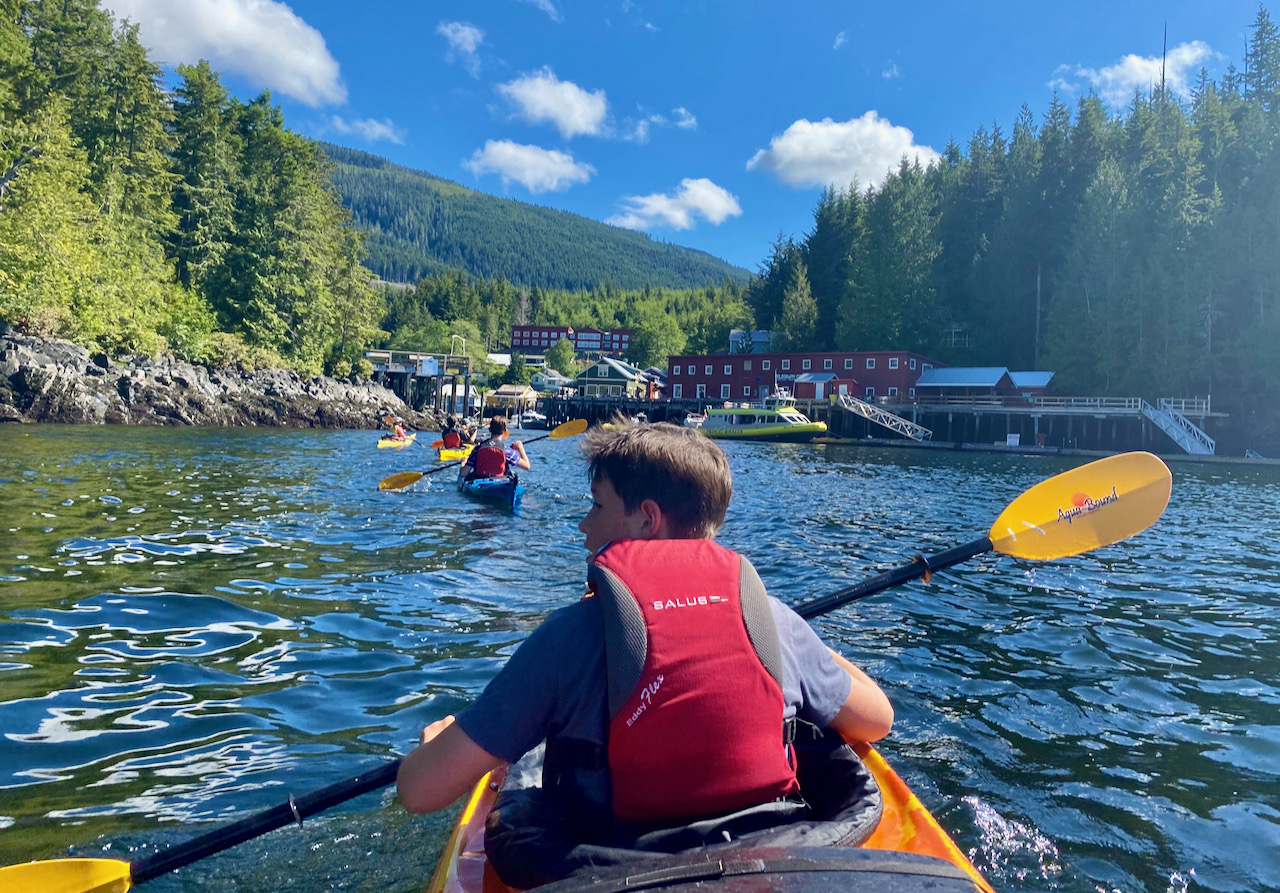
{"left": 108, "top": 0, "right": 1265, "bottom": 274}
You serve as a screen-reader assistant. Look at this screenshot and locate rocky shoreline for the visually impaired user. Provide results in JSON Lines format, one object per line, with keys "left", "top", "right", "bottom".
{"left": 0, "top": 332, "right": 436, "bottom": 430}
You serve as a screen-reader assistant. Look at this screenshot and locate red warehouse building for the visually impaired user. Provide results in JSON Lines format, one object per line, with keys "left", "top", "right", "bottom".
{"left": 666, "top": 350, "right": 942, "bottom": 402}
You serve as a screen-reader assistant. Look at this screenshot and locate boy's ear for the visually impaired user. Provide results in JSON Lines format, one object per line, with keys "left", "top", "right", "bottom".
{"left": 636, "top": 498, "right": 669, "bottom": 539}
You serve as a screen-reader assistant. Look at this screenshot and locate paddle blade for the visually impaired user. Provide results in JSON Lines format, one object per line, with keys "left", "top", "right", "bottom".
{"left": 431, "top": 440, "right": 444, "bottom": 448}
{"left": 989, "top": 451, "right": 1171, "bottom": 561}
{"left": 379, "top": 471, "right": 425, "bottom": 491}
{"left": 549, "top": 419, "right": 588, "bottom": 438}
{"left": 0, "top": 858, "right": 131, "bottom": 893}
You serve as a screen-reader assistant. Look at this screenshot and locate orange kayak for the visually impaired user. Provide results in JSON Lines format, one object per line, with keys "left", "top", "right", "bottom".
{"left": 425, "top": 743, "right": 993, "bottom": 893}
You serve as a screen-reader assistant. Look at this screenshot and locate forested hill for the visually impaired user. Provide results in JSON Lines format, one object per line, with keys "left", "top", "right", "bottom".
{"left": 321, "top": 144, "right": 751, "bottom": 290}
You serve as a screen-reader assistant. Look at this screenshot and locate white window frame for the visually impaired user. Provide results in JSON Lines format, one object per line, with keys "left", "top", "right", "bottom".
{"left": 888, "top": 386, "right": 898, "bottom": 396}
{"left": 909, "top": 387, "right": 916, "bottom": 397}
{"left": 672, "top": 365, "right": 681, "bottom": 375}
{"left": 909, "top": 358, "right": 917, "bottom": 370}
{"left": 705, "top": 364, "right": 713, "bottom": 375}
{"left": 866, "top": 358, "right": 875, "bottom": 369}
{"left": 762, "top": 360, "right": 771, "bottom": 371}
{"left": 864, "top": 386, "right": 875, "bottom": 397}
{"left": 889, "top": 357, "right": 899, "bottom": 369}
{"left": 696, "top": 384, "right": 707, "bottom": 398}
{"left": 844, "top": 358, "right": 853, "bottom": 370}
{"left": 673, "top": 383, "right": 683, "bottom": 398}
{"left": 743, "top": 360, "right": 752, "bottom": 371}
{"left": 721, "top": 384, "right": 731, "bottom": 399}
{"left": 724, "top": 364, "right": 732, "bottom": 375}
{"left": 781, "top": 359, "right": 790, "bottom": 370}
{"left": 823, "top": 359, "right": 833, "bottom": 370}
{"left": 923, "top": 364, "right": 933, "bottom": 372}
{"left": 802, "top": 359, "right": 811, "bottom": 370}
{"left": 743, "top": 386, "right": 752, "bottom": 397}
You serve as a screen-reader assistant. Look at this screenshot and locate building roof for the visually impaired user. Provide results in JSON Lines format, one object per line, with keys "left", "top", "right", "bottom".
{"left": 1010, "top": 371, "right": 1055, "bottom": 389}
{"left": 915, "top": 367, "right": 1014, "bottom": 388}
{"left": 576, "top": 356, "right": 649, "bottom": 382}
{"left": 492, "top": 383, "right": 537, "bottom": 396}
{"left": 487, "top": 352, "right": 512, "bottom": 366}
{"left": 793, "top": 372, "right": 840, "bottom": 383}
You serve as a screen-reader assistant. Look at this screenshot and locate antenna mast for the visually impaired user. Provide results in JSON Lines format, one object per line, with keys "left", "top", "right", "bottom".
{"left": 1160, "top": 22, "right": 1167, "bottom": 95}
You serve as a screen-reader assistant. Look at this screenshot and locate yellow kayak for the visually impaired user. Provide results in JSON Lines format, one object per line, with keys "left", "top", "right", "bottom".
{"left": 424, "top": 743, "right": 993, "bottom": 893}
{"left": 440, "top": 443, "right": 475, "bottom": 462}
{"left": 377, "top": 433, "right": 416, "bottom": 449}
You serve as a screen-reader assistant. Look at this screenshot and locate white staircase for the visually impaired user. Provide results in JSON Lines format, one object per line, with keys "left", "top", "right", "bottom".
{"left": 1141, "top": 399, "right": 1215, "bottom": 454}
{"left": 837, "top": 394, "right": 933, "bottom": 442}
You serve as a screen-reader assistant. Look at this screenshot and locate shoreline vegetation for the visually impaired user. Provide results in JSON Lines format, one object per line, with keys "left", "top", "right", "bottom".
{"left": 2, "top": 5, "right": 1280, "bottom": 453}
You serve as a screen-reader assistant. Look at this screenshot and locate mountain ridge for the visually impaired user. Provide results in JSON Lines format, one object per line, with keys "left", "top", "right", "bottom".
{"left": 321, "top": 143, "right": 752, "bottom": 291}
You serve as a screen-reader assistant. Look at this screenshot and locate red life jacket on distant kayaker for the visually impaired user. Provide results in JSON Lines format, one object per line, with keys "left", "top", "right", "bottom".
{"left": 470, "top": 437, "right": 508, "bottom": 478}
{"left": 443, "top": 430, "right": 462, "bottom": 448}
{"left": 587, "top": 539, "right": 799, "bottom": 823}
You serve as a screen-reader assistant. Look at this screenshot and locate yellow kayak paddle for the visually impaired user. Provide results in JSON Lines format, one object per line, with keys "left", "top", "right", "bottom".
{"left": 794, "top": 451, "right": 1172, "bottom": 619}
{"left": 378, "top": 418, "right": 588, "bottom": 491}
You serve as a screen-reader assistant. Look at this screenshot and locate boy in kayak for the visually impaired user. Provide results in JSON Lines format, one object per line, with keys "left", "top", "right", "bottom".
{"left": 458, "top": 415, "right": 530, "bottom": 480}
{"left": 401, "top": 422, "right": 893, "bottom": 884}
{"left": 440, "top": 415, "right": 464, "bottom": 449}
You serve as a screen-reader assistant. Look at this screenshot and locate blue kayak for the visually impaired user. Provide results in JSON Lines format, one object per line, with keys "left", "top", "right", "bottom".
{"left": 459, "top": 474, "right": 523, "bottom": 509}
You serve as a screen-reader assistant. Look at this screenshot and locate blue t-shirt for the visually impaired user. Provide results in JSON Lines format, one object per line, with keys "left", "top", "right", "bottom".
{"left": 456, "top": 594, "right": 852, "bottom": 765}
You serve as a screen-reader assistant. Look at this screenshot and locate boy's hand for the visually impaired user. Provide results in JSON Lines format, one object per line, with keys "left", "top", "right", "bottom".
{"left": 420, "top": 714, "right": 456, "bottom": 744}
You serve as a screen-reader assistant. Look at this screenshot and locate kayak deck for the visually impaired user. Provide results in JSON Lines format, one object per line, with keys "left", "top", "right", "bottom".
{"left": 440, "top": 444, "right": 476, "bottom": 462}
{"left": 378, "top": 433, "right": 417, "bottom": 449}
{"left": 458, "top": 475, "right": 523, "bottom": 510}
{"left": 424, "top": 743, "right": 992, "bottom": 893}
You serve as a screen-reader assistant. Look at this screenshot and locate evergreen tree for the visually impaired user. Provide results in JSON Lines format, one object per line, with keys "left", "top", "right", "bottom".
{"left": 776, "top": 259, "right": 817, "bottom": 351}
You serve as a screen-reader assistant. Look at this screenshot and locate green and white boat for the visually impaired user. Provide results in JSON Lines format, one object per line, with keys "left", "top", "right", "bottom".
{"left": 698, "top": 390, "right": 827, "bottom": 442}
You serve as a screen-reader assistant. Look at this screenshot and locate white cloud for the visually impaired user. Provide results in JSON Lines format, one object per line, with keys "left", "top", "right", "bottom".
{"left": 672, "top": 107, "right": 697, "bottom": 129}
{"left": 882, "top": 62, "right": 901, "bottom": 79}
{"left": 746, "top": 112, "right": 940, "bottom": 189}
{"left": 102, "top": 0, "right": 344, "bottom": 106}
{"left": 833, "top": 31, "right": 847, "bottom": 51}
{"left": 516, "top": 0, "right": 562, "bottom": 22}
{"left": 498, "top": 68, "right": 608, "bottom": 138}
{"left": 463, "top": 140, "right": 594, "bottom": 193}
{"left": 329, "top": 115, "right": 405, "bottom": 144}
{"left": 437, "top": 21, "right": 484, "bottom": 78}
{"left": 607, "top": 178, "right": 742, "bottom": 231}
{"left": 1062, "top": 41, "right": 1217, "bottom": 108}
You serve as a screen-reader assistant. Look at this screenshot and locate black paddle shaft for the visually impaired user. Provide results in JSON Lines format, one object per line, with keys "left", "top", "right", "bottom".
{"left": 130, "top": 759, "right": 402, "bottom": 884}
{"left": 794, "top": 537, "right": 993, "bottom": 621}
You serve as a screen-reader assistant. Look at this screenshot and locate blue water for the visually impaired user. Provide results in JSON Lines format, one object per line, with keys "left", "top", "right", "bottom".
{"left": 0, "top": 426, "right": 1277, "bottom": 892}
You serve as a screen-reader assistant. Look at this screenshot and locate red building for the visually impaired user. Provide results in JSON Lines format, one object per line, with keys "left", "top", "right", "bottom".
{"left": 666, "top": 350, "right": 942, "bottom": 402}
{"left": 510, "top": 325, "right": 632, "bottom": 355}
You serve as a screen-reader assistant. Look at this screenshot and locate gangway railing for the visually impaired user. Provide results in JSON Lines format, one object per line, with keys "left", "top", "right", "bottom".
{"left": 1141, "top": 399, "right": 1215, "bottom": 454}
{"left": 837, "top": 394, "right": 932, "bottom": 441}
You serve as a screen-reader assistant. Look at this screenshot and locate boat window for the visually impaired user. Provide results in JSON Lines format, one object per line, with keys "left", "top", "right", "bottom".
{"left": 733, "top": 414, "right": 757, "bottom": 425}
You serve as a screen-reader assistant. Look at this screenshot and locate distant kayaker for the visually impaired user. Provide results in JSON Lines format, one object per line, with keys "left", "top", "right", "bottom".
{"left": 400, "top": 422, "right": 893, "bottom": 886}
{"left": 441, "top": 415, "right": 464, "bottom": 449}
{"left": 390, "top": 418, "right": 408, "bottom": 440}
{"left": 458, "top": 415, "right": 530, "bottom": 480}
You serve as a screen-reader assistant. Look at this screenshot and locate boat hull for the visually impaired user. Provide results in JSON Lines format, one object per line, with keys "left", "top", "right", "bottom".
{"left": 459, "top": 475, "right": 523, "bottom": 509}
{"left": 377, "top": 433, "right": 416, "bottom": 449}
{"left": 700, "top": 422, "right": 827, "bottom": 442}
{"left": 424, "top": 743, "right": 991, "bottom": 893}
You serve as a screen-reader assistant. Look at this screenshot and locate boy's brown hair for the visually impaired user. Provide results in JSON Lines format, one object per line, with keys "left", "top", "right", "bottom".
{"left": 582, "top": 420, "right": 732, "bottom": 538}
{"left": 488, "top": 415, "right": 509, "bottom": 437}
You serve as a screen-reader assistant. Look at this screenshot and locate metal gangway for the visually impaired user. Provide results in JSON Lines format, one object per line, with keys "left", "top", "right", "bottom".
{"left": 1141, "top": 399, "right": 1215, "bottom": 455}
{"left": 837, "top": 394, "right": 933, "bottom": 442}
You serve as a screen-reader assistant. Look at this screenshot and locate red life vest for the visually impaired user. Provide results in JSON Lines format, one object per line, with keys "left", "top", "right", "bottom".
{"left": 471, "top": 438, "right": 508, "bottom": 477}
{"left": 443, "top": 431, "right": 462, "bottom": 448}
{"left": 587, "top": 539, "right": 799, "bottom": 823}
